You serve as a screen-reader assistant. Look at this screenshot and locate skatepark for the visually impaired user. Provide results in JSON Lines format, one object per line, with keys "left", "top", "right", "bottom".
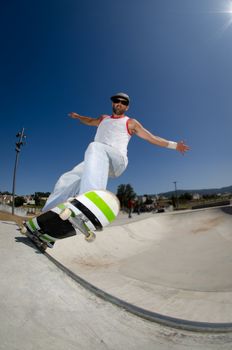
{"left": 1, "top": 206, "right": 232, "bottom": 349}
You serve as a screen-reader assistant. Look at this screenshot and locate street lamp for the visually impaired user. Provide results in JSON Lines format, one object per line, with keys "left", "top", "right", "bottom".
{"left": 12, "top": 128, "right": 26, "bottom": 215}
{"left": 173, "top": 181, "right": 179, "bottom": 209}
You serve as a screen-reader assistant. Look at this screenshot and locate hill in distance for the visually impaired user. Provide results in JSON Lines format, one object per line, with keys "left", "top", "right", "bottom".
{"left": 158, "top": 185, "right": 232, "bottom": 198}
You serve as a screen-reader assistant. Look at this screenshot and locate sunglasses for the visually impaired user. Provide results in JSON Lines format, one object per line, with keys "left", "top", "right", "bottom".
{"left": 112, "top": 98, "right": 129, "bottom": 106}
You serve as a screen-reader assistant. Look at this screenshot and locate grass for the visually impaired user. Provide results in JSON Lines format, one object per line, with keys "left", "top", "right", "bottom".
{"left": 0, "top": 211, "right": 27, "bottom": 226}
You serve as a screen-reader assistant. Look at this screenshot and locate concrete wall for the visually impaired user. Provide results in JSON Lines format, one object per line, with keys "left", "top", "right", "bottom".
{"left": 0, "top": 204, "right": 27, "bottom": 216}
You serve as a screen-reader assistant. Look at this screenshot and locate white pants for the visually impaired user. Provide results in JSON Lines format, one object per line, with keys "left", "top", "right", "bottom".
{"left": 42, "top": 142, "right": 128, "bottom": 211}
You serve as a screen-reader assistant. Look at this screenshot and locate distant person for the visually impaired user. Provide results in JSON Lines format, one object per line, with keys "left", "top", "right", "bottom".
{"left": 43, "top": 92, "right": 190, "bottom": 212}
{"left": 128, "top": 199, "right": 135, "bottom": 219}
{"left": 136, "top": 199, "right": 142, "bottom": 215}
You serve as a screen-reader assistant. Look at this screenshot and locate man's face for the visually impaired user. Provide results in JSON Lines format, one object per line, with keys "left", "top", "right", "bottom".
{"left": 112, "top": 98, "right": 129, "bottom": 115}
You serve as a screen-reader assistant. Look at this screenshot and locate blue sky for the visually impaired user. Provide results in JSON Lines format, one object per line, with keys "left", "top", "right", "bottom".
{"left": 1, "top": 0, "right": 232, "bottom": 196}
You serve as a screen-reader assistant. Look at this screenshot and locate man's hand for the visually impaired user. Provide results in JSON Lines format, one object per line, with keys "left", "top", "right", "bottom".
{"left": 68, "top": 112, "right": 101, "bottom": 126}
{"left": 176, "top": 141, "right": 190, "bottom": 155}
{"left": 69, "top": 112, "right": 80, "bottom": 119}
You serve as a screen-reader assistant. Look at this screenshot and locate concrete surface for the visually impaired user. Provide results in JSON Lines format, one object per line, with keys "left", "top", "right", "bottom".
{"left": 48, "top": 206, "right": 232, "bottom": 324}
{"left": 0, "top": 206, "right": 232, "bottom": 349}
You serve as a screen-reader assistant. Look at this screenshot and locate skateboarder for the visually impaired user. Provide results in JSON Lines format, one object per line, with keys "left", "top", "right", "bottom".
{"left": 43, "top": 92, "right": 189, "bottom": 212}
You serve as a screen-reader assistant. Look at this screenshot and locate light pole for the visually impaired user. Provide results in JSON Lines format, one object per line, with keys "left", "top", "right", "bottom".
{"left": 12, "top": 128, "right": 26, "bottom": 215}
{"left": 173, "top": 181, "right": 179, "bottom": 209}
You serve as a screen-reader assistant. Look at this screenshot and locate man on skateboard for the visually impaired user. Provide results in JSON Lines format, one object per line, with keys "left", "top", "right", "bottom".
{"left": 43, "top": 92, "right": 190, "bottom": 212}
{"left": 21, "top": 189, "right": 120, "bottom": 251}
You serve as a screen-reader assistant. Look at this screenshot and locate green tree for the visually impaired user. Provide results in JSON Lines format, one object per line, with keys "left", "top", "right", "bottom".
{"left": 179, "top": 192, "right": 193, "bottom": 201}
{"left": 34, "top": 193, "right": 41, "bottom": 206}
{"left": 143, "top": 195, "right": 153, "bottom": 205}
{"left": 33, "top": 192, "right": 50, "bottom": 207}
{"left": 14, "top": 196, "right": 25, "bottom": 207}
{"left": 116, "top": 184, "right": 136, "bottom": 208}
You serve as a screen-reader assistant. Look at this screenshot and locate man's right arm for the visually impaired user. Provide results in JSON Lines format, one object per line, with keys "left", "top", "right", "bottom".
{"left": 69, "top": 112, "right": 101, "bottom": 126}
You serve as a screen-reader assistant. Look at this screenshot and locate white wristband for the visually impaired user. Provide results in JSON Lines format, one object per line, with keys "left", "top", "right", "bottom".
{"left": 167, "top": 141, "right": 177, "bottom": 150}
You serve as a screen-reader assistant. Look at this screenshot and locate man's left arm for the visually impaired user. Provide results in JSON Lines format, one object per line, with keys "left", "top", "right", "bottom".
{"left": 128, "top": 119, "right": 190, "bottom": 155}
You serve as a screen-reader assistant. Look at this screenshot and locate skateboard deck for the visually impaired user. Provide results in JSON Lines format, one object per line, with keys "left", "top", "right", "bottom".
{"left": 20, "top": 190, "right": 120, "bottom": 251}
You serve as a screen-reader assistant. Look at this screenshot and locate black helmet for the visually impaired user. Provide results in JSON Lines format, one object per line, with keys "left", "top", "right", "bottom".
{"left": 110, "top": 92, "right": 130, "bottom": 104}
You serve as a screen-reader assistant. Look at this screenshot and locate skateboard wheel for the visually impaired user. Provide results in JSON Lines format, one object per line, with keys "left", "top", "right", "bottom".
{"left": 59, "top": 208, "right": 72, "bottom": 220}
{"left": 20, "top": 226, "right": 27, "bottom": 234}
{"left": 35, "top": 241, "right": 47, "bottom": 253}
{"left": 85, "top": 231, "right": 96, "bottom": 242}
{"left": 41, "top": 243, "right": 48, "bottom": 252}
{"left": 33, "top": 237, "right": 47, "bottom": 252}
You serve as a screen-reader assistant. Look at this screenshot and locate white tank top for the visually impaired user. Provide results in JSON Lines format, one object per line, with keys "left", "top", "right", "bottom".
{"left": 94, "top": 115, "right": 132, "bottom": 158}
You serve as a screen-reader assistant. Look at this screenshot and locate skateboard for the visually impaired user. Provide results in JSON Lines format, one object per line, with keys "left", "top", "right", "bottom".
{"left": 20, "top": 190, "right": 120, "bottom": 252}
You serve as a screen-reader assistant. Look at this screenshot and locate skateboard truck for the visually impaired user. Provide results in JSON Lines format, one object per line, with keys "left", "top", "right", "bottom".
{"left": 71, "top": 217, "right": 96, "bottom": 242}
{"left": 20, "top": 222, "right": 55, "bottom": 250}
{"left": 20, "top": 224, "right": 48, "bottom": 252}
{"left": 59, "top": 207, "right": 96, "bottom": 242}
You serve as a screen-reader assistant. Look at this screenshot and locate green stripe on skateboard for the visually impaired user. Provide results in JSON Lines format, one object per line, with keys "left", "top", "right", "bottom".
{"left": 85, "top": 192, "right": 116, "bottom": 222}
{"left": 40, "top": 234, "right": 56, "bottom": 243}
{"left": 28, "top": 219, "right": 37, "bottom": 232}
{"left": 57, "top": 203, "right": 66, "bottom": 210}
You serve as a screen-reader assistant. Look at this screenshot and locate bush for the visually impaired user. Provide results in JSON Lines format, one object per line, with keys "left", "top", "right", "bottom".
{"left": 14, "top": 196, "right": 25, "bottom": 207}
